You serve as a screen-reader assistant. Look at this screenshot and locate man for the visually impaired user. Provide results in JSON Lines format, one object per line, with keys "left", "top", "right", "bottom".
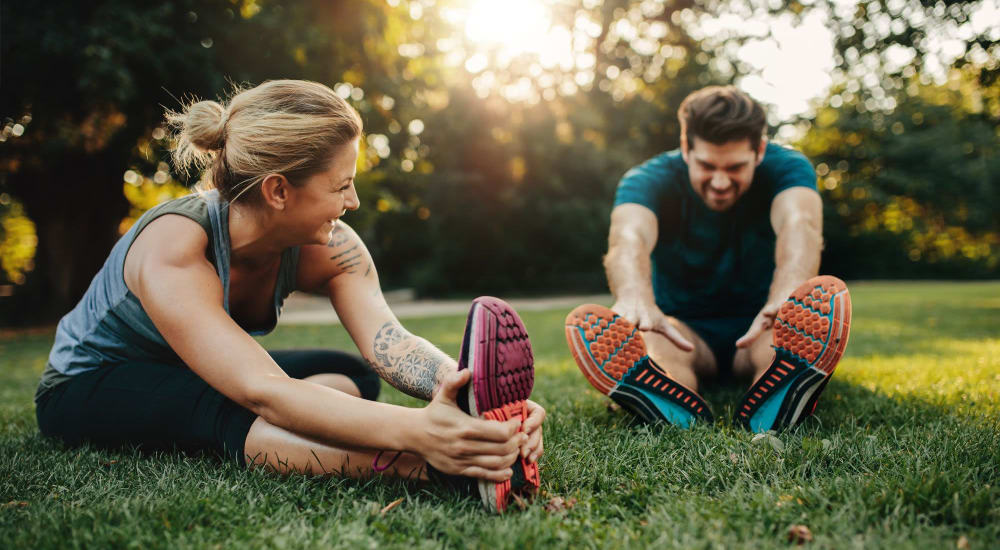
{"left": 565, "top": 86, "right": 851, "bottom": 432}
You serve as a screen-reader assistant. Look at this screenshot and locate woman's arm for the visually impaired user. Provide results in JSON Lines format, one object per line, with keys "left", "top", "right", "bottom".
{"left": 298, "top": 223, "right": 450, "bottom": 399}
{"left": 125, "top": 215, "right": 521, "bottom": 479}
{"left": 297, "top": 221, "right": 545, "bottom": 462}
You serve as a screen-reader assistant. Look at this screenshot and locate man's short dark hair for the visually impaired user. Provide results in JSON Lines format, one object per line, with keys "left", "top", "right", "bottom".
{"left": 678, "top": 86, "right": 766, "bottom": 152}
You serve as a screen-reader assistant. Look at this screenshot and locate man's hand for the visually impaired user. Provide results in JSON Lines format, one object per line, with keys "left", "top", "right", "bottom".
{"left": 611, "top": 298, "right": 694, "bottom": 352}
{"left": 735, "top": 301, "right": 780, "bottom": 348}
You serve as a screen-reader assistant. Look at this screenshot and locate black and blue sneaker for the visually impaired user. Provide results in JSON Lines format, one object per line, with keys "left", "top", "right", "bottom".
{"left": 565, "top": 304, "right": 714, "bottom": 428}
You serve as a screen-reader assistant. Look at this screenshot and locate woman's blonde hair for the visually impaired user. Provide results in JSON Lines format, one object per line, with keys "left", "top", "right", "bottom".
{"left": 166, "top": 80, "right": 362, "bottom": 204}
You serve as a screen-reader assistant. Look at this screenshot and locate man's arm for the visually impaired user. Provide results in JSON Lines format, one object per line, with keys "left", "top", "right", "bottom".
{"left": 605, "top": 203, "right": 693, "bottom": 350}
{"left": 736, "top": 187, "right": 822, "bottom": 347}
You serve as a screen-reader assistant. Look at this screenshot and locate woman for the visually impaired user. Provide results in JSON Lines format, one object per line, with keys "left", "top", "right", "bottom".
{"left": 34, "top": 80, "right": 544, "bottom": 513}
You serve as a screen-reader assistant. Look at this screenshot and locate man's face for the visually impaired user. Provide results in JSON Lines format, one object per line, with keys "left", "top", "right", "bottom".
{"left": 681, "top": 136, "right": 766, "bottom": 212}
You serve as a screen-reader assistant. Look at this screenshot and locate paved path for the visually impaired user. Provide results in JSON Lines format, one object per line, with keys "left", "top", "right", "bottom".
{"left": 278, "top": 292, "right": 613, "bottom": 325}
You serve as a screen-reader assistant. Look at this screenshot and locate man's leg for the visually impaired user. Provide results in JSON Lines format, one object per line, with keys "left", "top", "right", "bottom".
{"left": 732, "top": 276, "right": 853, "bottom": 432}
{"left": 565, "top": 305, "right": 715, "bottom": 426}
{"left": 731, "top": 325, "right": 775, "bottom": 383}
{"left": 642, "top": 317, "right": 717, "bottom": 392}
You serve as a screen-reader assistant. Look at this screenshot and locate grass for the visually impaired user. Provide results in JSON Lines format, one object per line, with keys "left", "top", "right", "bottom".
{"left": 2, "top": 281, "right": 998, "bottom": 549}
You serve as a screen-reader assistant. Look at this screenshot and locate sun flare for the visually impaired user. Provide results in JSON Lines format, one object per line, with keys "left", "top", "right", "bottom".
{"left": 464, "top": 0, "right": 551, "bottom": 52}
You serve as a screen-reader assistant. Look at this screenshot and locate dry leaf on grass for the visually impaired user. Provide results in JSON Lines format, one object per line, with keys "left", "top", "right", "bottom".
{"left": 379, "top": 497, "right": 404, "bottom": 517}
{"left": 956, "top": 535, "right": 970, "bottom": 549}
{"left": 3, "top": 501, "right": 29, "bottom": 509}
{"left": 752, "top": 432, "right": 785, "bottom": 453}
{"left": 787, "top": 524, "right": 813, "bottom": 545}
{"left": 545, "top": 496, "right": 577, "bottom": 513}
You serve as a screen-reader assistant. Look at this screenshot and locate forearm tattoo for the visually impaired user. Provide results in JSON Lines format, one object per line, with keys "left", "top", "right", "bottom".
{"left": 370, "top": 321, "right": 445, "bottom": 400}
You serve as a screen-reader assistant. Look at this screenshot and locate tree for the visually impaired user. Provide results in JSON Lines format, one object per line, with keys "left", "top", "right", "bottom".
{"left": 800, "top": 65, "right": 999, "bottom": 277}
{"left": 0, "top": 0, "right": 427, "bottom": 323}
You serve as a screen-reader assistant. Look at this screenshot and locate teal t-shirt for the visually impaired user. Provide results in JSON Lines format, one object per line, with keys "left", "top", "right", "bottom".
{"left": 613, "top": 142, "right": 817, "bottom": 319}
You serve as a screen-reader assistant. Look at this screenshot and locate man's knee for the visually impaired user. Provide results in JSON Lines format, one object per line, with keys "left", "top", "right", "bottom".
{"left": 732, "top": 330, "right": 776, "bottom": 379}
{"left": 645, "top": 319, "right": 716, "bottom": 377}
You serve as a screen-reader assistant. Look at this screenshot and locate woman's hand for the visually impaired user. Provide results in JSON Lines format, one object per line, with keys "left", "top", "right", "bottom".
{"left": 412, "top": 370, "right": 525, "bottom": 481}
{"left": 520, "top": 399, "right": 545, "bottom": 464}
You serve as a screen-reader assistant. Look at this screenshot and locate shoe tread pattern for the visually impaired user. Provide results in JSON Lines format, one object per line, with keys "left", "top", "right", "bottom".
{"left": 565, "top": 304, "right": 713, "bottom": 424}
{"left": 736, "top": 275, "right": 852, "bottom": 430}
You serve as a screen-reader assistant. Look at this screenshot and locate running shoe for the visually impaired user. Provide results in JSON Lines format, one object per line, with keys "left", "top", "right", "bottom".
{"left": 565, "top": 304, "right": 714, "bottom": 428}
{"left": 735, "top": 275, "right": 852, "bottom": 433}
{"left": 458, "top": 296, "right": 540, "bottom": 513}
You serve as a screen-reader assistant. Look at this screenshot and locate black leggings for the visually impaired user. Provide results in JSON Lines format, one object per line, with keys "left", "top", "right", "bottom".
{"left": 35, "top": 349, "right": 380, "bottom": 466}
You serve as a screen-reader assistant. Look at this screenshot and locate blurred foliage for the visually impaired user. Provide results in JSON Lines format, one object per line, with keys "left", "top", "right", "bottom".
{"left": 802, "top": 64, "right": 999, "bottom": 278}
{"left": 821, "top": 0, "right": 999, "bottom": 95}
{"left": 0, "top": 197, "right": 37, "bottom": 286}
{"left": 1, "top": 0, "right": 997, "bottom": 325}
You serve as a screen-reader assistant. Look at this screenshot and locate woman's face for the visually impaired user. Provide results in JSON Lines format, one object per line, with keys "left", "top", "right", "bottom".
{"left": 287, "top": 138, "right": 361, "bottom": 246}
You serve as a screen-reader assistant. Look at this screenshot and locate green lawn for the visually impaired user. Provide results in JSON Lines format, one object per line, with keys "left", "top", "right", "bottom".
{"left": 2, "top": 281, "right": 998, "bottom": 549}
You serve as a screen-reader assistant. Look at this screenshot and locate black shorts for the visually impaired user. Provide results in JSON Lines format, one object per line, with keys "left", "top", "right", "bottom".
{"left": 680, "top": 316, "right": 755, "bottom": 378}
{"left": 35, "top": 349, "right": 380, "bottom": 466}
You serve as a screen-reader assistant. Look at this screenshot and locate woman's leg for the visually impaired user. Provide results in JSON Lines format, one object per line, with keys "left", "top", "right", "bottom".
{"left": 267, "top": 349, "right": 381, "bottom": 400}
{"left": 243, "top": 348, "right": 423, "bottom": 477}
{"left": 243, "top": 416, "right": 426, "bottom": 478}
{"left": 36, "top": 359, "right": 424, "bottom": 480}
{"left": 36, "top": 362, "right": 258, "bottom": 463}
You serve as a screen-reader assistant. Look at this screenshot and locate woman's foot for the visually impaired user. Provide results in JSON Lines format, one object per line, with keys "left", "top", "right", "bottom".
{"left": 565, "top": 304, "right": 714, "bottom": 428}
{"left": 735, "top": 275, "right": 852, "bottom": 432}
{"left": 458, "top": 296, "right": 539, "bottom": 513}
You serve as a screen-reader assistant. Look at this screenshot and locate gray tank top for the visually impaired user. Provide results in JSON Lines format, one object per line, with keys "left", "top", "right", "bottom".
{"left": 36, "top": 190, "right": 300, "bottom": 400}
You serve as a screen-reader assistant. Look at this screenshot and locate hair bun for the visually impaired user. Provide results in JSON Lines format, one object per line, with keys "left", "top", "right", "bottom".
{"left": 184, "top": 100, "right": 228, "bottom": 151}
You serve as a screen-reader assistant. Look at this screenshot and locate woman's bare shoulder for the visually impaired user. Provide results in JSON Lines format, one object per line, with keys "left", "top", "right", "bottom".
{"left": 124, "top": 214, "right": 213, "bottom": 291}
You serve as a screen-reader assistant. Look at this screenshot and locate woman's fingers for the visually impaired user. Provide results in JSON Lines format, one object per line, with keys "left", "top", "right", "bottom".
{"left": 521, "top": 400, "right": 545, "bottom": 461}
{"left": 453, "top": 433, "right": 524, "bottom": 458}
{"left": 522, "top": 427, "right": 543, "bottom": 462}
{"left": 434, "top": 369, "right": 470, "bottom": 406}
{"left": 528, "top": 435, "right": 543, "bottom": 463}
{"left": 459, "top": 465, "right": 514, "bottom": 482}
{"left": 522, "top": 400, "right": 545, "bottom": 432}
{"left": 468, "top": 448, "right": 519, "bottom": 470}
{"left": 463, "top": 416, "right": 520, "bottom": 442}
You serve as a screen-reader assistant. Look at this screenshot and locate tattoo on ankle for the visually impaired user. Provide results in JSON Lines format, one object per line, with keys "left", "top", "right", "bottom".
{"left": 371, "top": 321, "right": 442, "bottom": 399}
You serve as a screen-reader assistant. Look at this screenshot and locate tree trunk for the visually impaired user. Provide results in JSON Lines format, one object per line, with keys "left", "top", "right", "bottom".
{"left": 5, "top": 151, "right": 130, "bottom": 325}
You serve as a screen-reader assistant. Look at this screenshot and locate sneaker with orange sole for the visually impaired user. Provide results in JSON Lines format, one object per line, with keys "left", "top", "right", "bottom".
{"left": 458, "top": 296, "right": 540, "bottom": 513}
{"left": 735, "top": 275, "right": 852, "bottom": 433}
{"left": 565, "top": 304, "right": 714, "bottom": 428}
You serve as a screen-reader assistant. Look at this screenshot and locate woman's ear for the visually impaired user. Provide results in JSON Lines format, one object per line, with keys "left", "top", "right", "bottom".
{"left": 259, "top": 173, "right": 289, "bottom": 210}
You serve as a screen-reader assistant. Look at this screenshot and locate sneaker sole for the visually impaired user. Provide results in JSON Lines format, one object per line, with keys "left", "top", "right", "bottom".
{"left": 736, "top": 275, "right": 852, "bottom": 432}
{"left": 458, "top": 296, "right": 539, "bottom": 513}
{"left": 565, "top": 304, "right": 713, "bottom": 428}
